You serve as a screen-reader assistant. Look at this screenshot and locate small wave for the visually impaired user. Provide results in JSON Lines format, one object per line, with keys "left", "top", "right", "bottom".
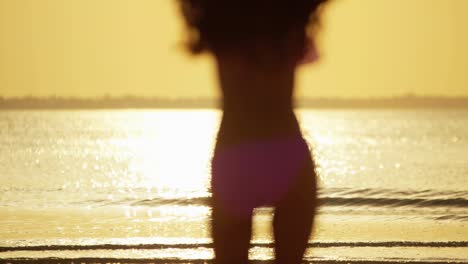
{"left": 6, "top": 187, "right": 467, "bottom": 213}
{"left": 434, "top": 215, "right": 468, "bottom": 221}
{"left": 93, "top": 195, "right": 468, "bottom": 210}
{"left": 320, "top": 197, "right": 468, "bottom": 208}
{"left": 1, "top": 241, "right": 466, "bottom": 252}
{"left": 131, "top": 197, "right": 209, "bottom": 207}
{"left": 2, "top": 258, "right": 467, "bottom": 264}
{"left": 319, "top": 188, "right": 468, "bottom": 200}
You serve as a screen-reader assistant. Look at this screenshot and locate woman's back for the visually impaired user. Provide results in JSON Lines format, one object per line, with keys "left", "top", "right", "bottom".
{"left": 215, "top": 53, "right": 300, "bottom": 146}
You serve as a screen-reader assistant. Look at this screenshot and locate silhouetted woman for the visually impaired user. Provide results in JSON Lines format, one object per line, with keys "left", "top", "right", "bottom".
{"left": 178, "top": 1, "right": 327, "bottom": 263}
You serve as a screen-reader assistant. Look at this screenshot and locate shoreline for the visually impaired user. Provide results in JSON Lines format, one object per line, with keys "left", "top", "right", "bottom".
{"left": 2, "top": 241, "right": 467, "bottom": 252}
{"left": 3, "top": 258, "right": 468, "bottom": 264}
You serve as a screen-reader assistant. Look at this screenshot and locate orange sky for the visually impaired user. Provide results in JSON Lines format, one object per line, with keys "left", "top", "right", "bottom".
{"left": 0, "top": 0, "right": 467, "bottom": 98}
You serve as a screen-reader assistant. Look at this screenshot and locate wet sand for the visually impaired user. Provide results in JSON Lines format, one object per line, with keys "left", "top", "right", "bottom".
{"left": 1, "top": 207, "right": 466, "bottom": 242}
{"left": 1, "top": 207, "right": 467, "bottom": 263}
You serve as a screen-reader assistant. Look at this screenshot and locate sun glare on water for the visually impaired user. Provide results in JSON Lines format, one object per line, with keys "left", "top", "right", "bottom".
{"left": 123, "top": 110, "right": 219, "bottom": 198}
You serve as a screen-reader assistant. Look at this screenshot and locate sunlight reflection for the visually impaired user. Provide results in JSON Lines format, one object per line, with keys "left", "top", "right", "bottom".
{"left": 123, "top": 110, "right": 219, "bottom": 197}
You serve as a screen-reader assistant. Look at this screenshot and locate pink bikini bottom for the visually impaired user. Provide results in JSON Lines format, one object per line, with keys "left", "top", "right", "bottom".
{"left": 211, "top": 136, "right": 312, "bottom": 217}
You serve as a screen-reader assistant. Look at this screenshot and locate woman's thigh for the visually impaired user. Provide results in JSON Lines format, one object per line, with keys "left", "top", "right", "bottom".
{"left": 211, "top": 198, "right": 253, "bottom": 264}
{"left": 273, "top": 159, "right": 318, "bottom": 264}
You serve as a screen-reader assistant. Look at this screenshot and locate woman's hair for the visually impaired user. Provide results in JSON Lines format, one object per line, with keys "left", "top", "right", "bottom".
{"left": 178, "top": 0, "right": 328, "bottom": 54}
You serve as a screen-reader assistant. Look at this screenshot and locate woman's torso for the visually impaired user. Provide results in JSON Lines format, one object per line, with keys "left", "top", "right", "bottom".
{"left": 210, "top": 83, "right": 315, "bottom": 214}
{"left": 215, "top": 84, "right": 302, "bottom": 148}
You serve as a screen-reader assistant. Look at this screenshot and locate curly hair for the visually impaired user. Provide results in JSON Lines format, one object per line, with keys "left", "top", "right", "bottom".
{"left": 178, "top": 0, "right": 328, "bottom": 54}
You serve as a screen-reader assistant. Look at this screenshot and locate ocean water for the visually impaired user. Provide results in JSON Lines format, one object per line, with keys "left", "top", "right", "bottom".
{"left": 0, "top": 109, "right": 467, "bottom": 263}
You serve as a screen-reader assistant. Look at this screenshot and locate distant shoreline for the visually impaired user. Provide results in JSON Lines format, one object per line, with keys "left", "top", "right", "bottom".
{"left": 1, "top": 96, "right": 468, "bottom": 109}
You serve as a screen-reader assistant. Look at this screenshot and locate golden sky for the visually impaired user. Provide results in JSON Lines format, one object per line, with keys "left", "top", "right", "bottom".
{"left": 0, "top": 0, "right": 467, "bottom": 98}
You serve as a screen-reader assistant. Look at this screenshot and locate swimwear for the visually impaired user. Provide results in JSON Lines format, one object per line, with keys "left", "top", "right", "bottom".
{"left": 211, "top": 136, "right": 312, "bottom": 218}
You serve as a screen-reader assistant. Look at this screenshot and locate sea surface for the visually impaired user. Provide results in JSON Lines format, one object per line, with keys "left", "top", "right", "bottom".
{"left": 0, "top": 109, "right": 467, "bottom": 263}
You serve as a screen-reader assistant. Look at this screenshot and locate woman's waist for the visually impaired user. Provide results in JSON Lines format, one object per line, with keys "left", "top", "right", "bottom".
{"left": 213, "top": 132, "right": 310, "bottom": 157}
{"left": 220, "top": 107, "right": 297, "bottom": 125}
{"left": 216, "top": 118, "right": 302, "bottom": 148}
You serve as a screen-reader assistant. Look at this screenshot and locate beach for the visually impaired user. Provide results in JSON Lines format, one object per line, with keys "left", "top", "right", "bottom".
{"left": 0, "top": 109, "right": 467, "bottom": 263}
{"left": 1, "top": 206, "right": 467, "bottom": 263}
